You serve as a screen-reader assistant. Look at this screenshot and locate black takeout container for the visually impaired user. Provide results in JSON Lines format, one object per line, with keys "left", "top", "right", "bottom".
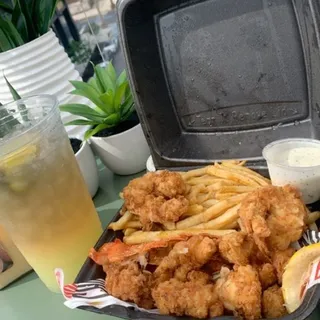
{"left": 76, "top": 0, "right": 320, "bottom": 318}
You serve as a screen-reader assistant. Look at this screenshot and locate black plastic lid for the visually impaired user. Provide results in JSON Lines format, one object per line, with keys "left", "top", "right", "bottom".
{"left": 117, "top": 0, "right": 320, "bottom": 169}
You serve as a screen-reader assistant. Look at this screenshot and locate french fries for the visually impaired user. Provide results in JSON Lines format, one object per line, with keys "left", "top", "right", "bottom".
{"left": 123, "top": 229, "right": 236, "bottom": 244}
{"left": 176, "top": 193, "right": 247, "bottom": 229}
{"left": 307, "top": 211, "right": 320, "bottom": 225}
{"left": 217, "top": 186, "right": 257, "bottom": 193}
{"left": 192, "top": 204, "right": 241, "bottom": 230}
{"left": 207, "top": 164, "right": 260, "bottom": 186}
{"left": 202, "top": 199, "right": 219, "bottom": 208}
{"left": 197, "top": 193, "right": 214, "bottom": 203}
{"left": 125, "top": 221, "right": 143, "bottom": 229}
{"left": 110, "top": 161, "right": 274, "bottom": 243}
{"left": 214, "top": 192, "right": 237, "bottom": 200}
{"left": 124, "top": 228, "right": 138, "bottom": 236}
{"left": 187, "top": 184, "right": 207, "bottom": 204}
{"left": 185, "top": 204, "right": 204, "bottom": 216}
{"left": 108, "top": 211, "right": 133, "bottom": 231}
{"left": 187, "top": 176, "right": 219, "bottom": 186}
{"left": 220, "top": 162, "right": 271, "bottom": 186}
{"left": 163, "top": 222, "right": 176, "bottom": 230}
{"left": 223, "top": 220, "right": 239, "bottom": 229}
{"left": 182, "top": 167, "right": 207, "bottom": 180}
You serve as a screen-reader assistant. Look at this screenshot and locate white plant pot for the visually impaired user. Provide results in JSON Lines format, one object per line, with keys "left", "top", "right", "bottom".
{"left": 90, "top": 124, "right": 150, "bottom": 175}
{"left": 146, "top": 155, "right": 156, "bottom": 172}
{"left": 0, "top": 29, "right": 88, "bottom": 139}
{"left": 75, "top": 140, "right": 99, "bottom": 198}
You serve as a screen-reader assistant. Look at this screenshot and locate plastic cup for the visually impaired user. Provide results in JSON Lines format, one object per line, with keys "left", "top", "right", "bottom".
{"left": 0, "top": 95, "right": 102, "bottom": 292}
{"left": 262, "top": 138, "right": 320, "bottom": 204}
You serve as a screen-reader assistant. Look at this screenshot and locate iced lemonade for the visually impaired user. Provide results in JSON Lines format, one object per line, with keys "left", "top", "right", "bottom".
{"left": 0, "top": 96, "right": 102, "bottom": 292}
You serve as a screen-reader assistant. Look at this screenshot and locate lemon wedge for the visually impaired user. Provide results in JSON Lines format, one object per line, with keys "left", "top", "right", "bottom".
{"left": 282, "top": 243, "right": 320, "bottom": 313}
{"left": 0, "top": 144, "right": 38, "bottom": 192}
{"left": 0, "top": 144, "right": 37, "bottom": 173}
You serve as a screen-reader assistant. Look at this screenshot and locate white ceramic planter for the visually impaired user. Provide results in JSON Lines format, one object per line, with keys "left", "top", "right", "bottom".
{"left": 0, "top": 29, "right": 88, "bottom": 139}
{"left": 75, "top": 140, "right": 99, "bottom": 198}
{"left": 90, "top": 124, "right": 150, "bottom": 175}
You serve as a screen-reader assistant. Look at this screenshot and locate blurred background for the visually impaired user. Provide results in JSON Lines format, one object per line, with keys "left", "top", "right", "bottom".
{"left": 53, "top": 0, "right": 124, "bottom": 80}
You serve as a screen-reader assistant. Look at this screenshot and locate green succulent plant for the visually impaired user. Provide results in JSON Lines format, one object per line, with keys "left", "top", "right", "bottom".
{"left": 0, "top": 0, "right": 59, "bottom": 52}
{"left": 59, "top": 62, "right": 135, "bottom": 140}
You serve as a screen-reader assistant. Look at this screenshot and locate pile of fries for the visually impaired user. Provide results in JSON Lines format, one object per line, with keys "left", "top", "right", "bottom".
{"left": 109, "top": 161, "right": 320, "bottom": 244}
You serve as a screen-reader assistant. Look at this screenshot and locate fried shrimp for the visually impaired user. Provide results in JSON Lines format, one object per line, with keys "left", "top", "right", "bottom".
{"left": 238, "top": 185, "right": 307, "bottom": 257}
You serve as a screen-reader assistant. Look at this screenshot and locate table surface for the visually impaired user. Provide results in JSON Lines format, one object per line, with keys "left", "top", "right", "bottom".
{"left": 0, "top": 164, "right": 142, "bottom": 320}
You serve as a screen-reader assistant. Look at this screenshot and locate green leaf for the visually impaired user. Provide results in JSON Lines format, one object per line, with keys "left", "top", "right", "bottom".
{"left": 70, "top": 80, "right": 100, "bottom": 94}
{"left": 89, "top": 62, "right": 103, "bottom": 94}
{"left": 88, "top": 77, "right": 102, "bottom": 94}
{"left": 69, "top": 81, "right": 106, "bottom": 112}
{"left": 36, "top": 0, "right": 59, "bottom": 35}
{"left": 94, "top": 67, "right": 105, "bottom": 92}
{"left": 95, "top": 65, "right": 115, "bottom": 92}
{"left": 11, "top": 3, "right": 28, "bottom": 42}
{"left": 120, "top": 94, "right": 134, "bottom": 118}
{"left": 121, "top": 104, "right": 135, "bottom": 122}
{"left": 0, "top": 17, "right": 24, "bottom": 48}
{"left": 0, "top": 29, "right": 14, "bottom": 52}
{"left": 84, "top": 123, "right": 113, "bottom": 140}
{"left": 4, "top": 74, "right": 21, "bottom": 101}
{"left": 99, "top": 89, "right": 114, "bottom": 113}
{"left": 125, "top": 83, "right": 132, "bottom": 99}
{"left": 114, "top": 82, "right": 127, "bottom": 111}
{"left": 116, "top": 70, "right": 127, "bottom": 87}
{"left": 107, "top": 62, "right": 117, "bottom": 84}
{"left": 0, "top": 2, "right": 14, "bottom": 14}
{"left": 104, "top": 113, "right": 120, "bottom": 125}
{"left": 64, "top": 119, "right": 97, "bottom": 126}
{"left": 59, "top": 103, "right": 106, "bottom": 122}
{"left": 16, "top": 0, "right": 37, "bottom": 40}
{"left": 70, "top": 89, "right": 105, "bottom": 112}
{"left": 3, "top": 74, "right": 29, "bottom": 122}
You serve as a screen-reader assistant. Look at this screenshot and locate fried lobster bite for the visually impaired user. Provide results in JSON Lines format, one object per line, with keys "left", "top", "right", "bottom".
{"left": 153, "top": 235, "right": 218, "bottom": 284}
{"left": 152, "top": 271, "right": 224, "bottom": 319}
{"left": 153, "top": 170, "right": 187, "bottom": 198}
{"left": 122, "top": 171, "right": 189, "bottom": 229}
{"left": 255, "top": 263, "right": 277, "bottom": 290}
{"left": 218, "top": 232, "right": 279, "bottom": 290}
{"left": 216, "top": 265, "right": 262, "bottom": 320}
{"left": 89, "top": 239, "right": 177, "bottom": 308}
{"left": 104, "top": 261, "right": 154, "bottom": 309}
{"left": 271, "top": 248, "right": 295, "bottom": 285}
{"left": 218, "top": 232, "right": 255, "bottom": 266}
{"left": 262, "top": 285, "right": 287, "bottom": 318}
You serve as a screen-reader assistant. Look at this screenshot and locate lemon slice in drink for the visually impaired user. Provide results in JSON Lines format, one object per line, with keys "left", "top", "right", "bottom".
{"left": 282, "top": 243, "right": 320, "bottom": 313}
{"left": 0, "top": 144, "right": 37, "bottom": 171}
{"left": 0, "top": 144, "right": 38, "bottom": 192}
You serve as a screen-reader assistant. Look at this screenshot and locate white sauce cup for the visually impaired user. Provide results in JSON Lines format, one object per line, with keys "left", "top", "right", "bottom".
{"left": 262, "top": 138, "right": 320, "bottom": 204}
